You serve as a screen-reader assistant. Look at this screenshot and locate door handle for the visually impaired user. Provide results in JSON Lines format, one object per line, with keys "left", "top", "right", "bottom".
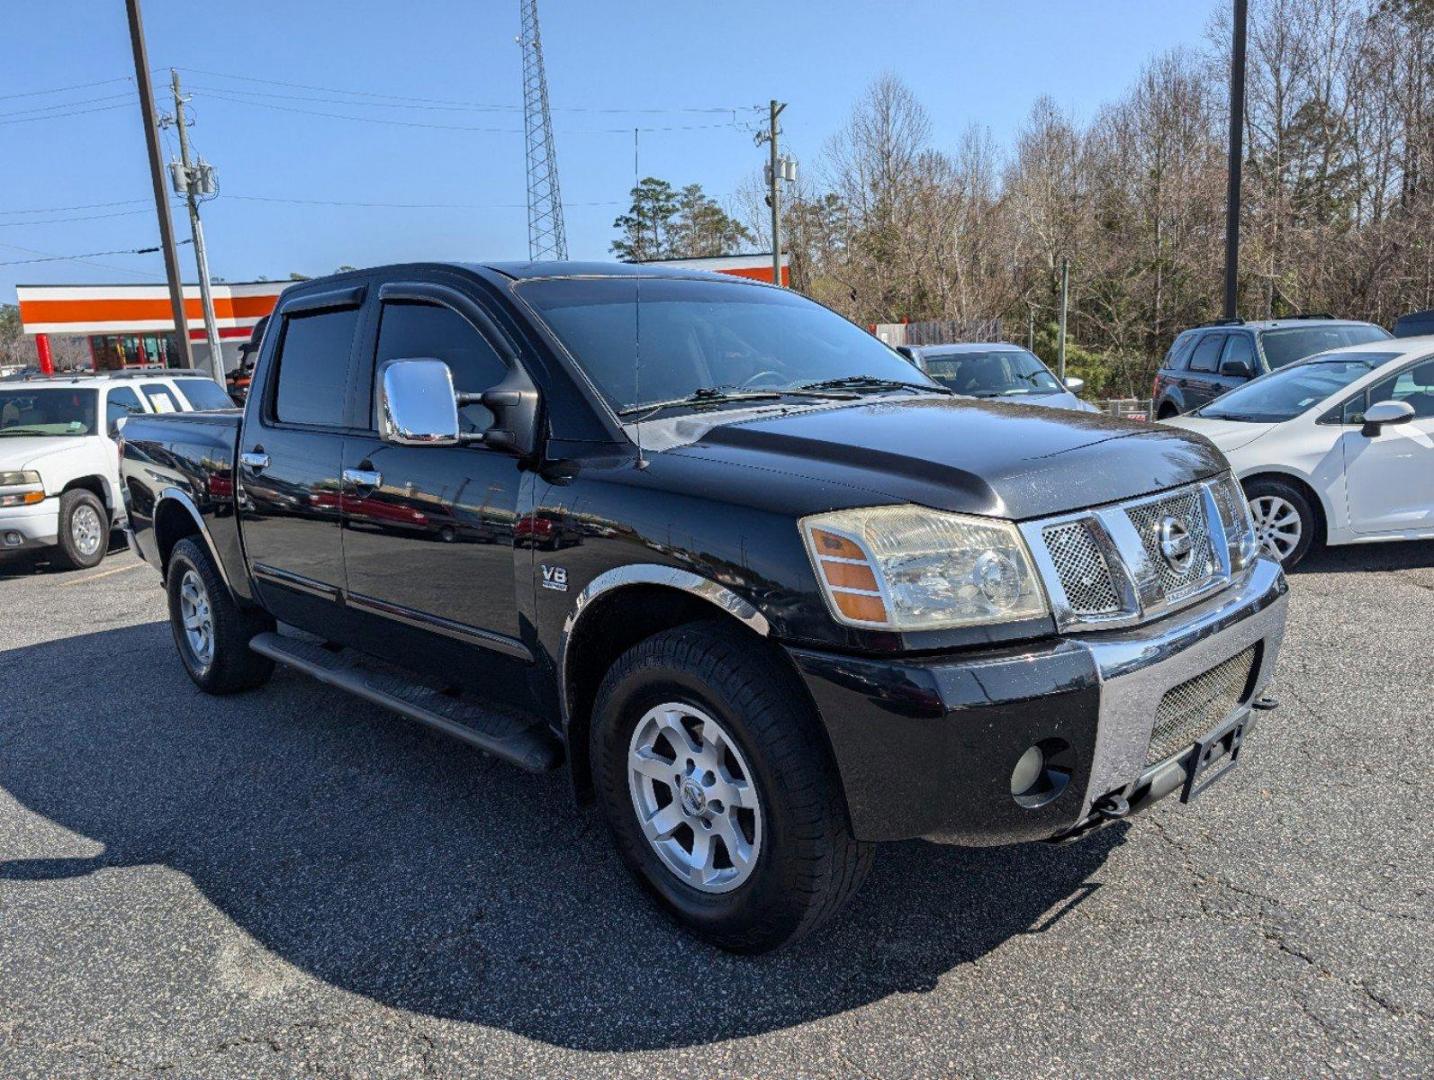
{"left": 239, "top": 451, "right": 270, "bottom": 472}
{"left": 342, "top": 468, "right": 382, "bottom": 489}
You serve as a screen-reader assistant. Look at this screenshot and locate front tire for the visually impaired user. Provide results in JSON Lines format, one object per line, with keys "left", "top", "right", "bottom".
{"left": 166, "top": 537, "right": 275, "bottom": 693}
{"left": 1244, "top": 477, "right": 1318, "bottom": 568}
{"left": 590, "top": 621, "right": 872, "bottom": 952}
{"left": 50, "top": 489, "right": 108, "bottom": 571}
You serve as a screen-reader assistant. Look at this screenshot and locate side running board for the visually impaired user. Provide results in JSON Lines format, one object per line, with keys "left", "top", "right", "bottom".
{"left": 248, "top": 631, "right": 561, "bottom": 773}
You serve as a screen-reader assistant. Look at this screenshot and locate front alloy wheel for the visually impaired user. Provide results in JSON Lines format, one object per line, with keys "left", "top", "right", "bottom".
{"left": 1249, "top": 494, "right": 1302, "bottom": 563}
{"left": 628, "top": 702, "right": 762, "bottom": 893}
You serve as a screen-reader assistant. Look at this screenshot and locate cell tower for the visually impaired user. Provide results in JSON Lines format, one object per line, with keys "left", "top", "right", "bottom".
{"left": 519, "top": 0, "right": 568, "bottom": 261}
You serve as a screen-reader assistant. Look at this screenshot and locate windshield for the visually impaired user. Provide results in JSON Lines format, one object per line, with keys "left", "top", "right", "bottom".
{"left": 1197, "top": 352, "right": 1398, "bottom": 422}
{"left": 173, "top": 378, "right": 236, "bottom": 411}
{"left": 922, "top": 348, "right": 1062, "bottom": 396}
{"left": 1260, "top": 324, "right": 1391, "bottom": 369}
{"left": 517, "top": 277, "right": 936, "bottom": 414}
{"left": 0, "top": 388, "right": 98, "bottom": 437}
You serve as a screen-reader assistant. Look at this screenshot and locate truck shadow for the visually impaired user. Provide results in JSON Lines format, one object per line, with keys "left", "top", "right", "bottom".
{"left": 0, "top": 622, "right": 1125, "bottom": 1052}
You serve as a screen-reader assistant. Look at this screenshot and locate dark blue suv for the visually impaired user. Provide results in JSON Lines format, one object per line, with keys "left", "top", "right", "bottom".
{"left": 1152, "top": 317, "right": 1391, "bottom": 418}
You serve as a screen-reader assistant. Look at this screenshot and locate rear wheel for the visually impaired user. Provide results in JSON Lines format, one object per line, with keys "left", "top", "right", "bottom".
{"left": 166, "top": 537, "right": 275, "bottom": 693}
{"left": 50, "top": 489, "right": 107, "bottom": 571}
{"left": 1244, "top": 477, "right": 1318, "bottom": 568}
{"left": 590, "top": 621, "right": 872, "bottom": 953}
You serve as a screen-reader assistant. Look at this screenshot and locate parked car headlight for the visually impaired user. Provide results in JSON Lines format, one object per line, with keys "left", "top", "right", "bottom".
{"left": 0, "top": 470, "right": 42, "bottom": 488}
{"left": 801, "top": 505, "right": 1049, "bottom": 630}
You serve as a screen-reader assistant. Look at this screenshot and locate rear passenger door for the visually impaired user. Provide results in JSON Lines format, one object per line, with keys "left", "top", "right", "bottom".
{"left": 1180, "top": 333, "right": 1227, "bottom": 409}
{"left": 237, "top": 283, "right": 366, "bottom": 631}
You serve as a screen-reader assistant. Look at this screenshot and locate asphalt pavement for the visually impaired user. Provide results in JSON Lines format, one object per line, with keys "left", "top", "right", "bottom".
{"left": 0, "top": 542, "right": 1430, "bottom": 1078}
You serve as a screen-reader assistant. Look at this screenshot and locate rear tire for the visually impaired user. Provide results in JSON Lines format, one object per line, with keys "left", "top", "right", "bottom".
{"left": 50, "top": 489, "right": 108, "bottom": 571}
{"left": 1244, "top": 476, "right": 1318, "bottom": 569}
{"left": 590, "top": 621, "right": 872, "bottom": 953}
{"left": 166, "top": 537, "right": 275, "bottom": 693}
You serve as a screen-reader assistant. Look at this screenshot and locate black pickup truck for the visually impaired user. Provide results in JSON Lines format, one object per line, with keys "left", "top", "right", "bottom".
{"left": 121, "top": 262, "right": 1288, "bottom": 951}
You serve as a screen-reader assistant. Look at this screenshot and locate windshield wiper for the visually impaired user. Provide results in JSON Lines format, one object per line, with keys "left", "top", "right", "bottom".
{"left": 0, "top": 428, "right": 67, "bottom": 436}
{"left": 797, "top": 375, "right": 953, "bottom": 396}
{"left": 618, "top": 387, "right": 783, "bottom": 419}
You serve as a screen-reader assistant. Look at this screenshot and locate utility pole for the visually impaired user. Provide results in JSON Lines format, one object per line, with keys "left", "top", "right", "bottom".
{"left": 1224, "top": 0, "right": 1249, "bottom": 320}
{"left": 124, "top": 0, "right": 192, "bottom": 369}
{"left": 168, "top": 70, "right": 225, "bottom": 385}
{"left": 1057, "top": 255, "right": 1070, "bottom": 381}
{"left": 756, "top": 100, "right": 787, "bottom": 287}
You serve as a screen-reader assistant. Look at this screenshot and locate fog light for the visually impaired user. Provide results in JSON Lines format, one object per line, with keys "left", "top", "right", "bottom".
{"left": 1010, "top": 744, "right": 1045, "bottom": 796}
{"left": 3, "top": 531, "right": 22, "bottom": 547}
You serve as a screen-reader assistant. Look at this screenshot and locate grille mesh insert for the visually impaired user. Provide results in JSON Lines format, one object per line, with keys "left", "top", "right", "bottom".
{"left": 1042, "top": 520, "right": 1122, "bottom": 615}
{"left": 1148, "top": 646, "right": 1257, "bottom": 765}
{"left": 1126, "top": 489, "right": 1215, "bottom": 600}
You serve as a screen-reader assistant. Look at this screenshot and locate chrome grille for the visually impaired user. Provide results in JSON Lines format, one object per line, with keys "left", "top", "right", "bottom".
{"left": 1042, "top": 520, "right": 1121, "bottom": 615}
{"left": 1148, "top": 646, "right": 1257, "bottom": 765}
{"left": 1125, "top": 489, "right": 1215, "bottom": 601}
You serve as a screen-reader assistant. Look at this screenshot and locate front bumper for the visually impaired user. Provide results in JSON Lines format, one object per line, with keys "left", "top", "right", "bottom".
{"left": 786, "top": 556, "right": 1288, "bottom": 844}
{"left": 0, "top": 496, "right": 60, "bottom": 552}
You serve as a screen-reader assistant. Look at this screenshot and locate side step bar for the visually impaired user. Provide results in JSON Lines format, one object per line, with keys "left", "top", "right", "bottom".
{"left": 249, "top": 631, "right": 562, "bottom": 773}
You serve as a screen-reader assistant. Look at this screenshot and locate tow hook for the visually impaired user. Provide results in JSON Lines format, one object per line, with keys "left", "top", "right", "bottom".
{"left": 1093, "top": 793, "right": 1130, "bottom": 820}
{"left": 1252, "top": 696, "right": 1279, "bottom": 711}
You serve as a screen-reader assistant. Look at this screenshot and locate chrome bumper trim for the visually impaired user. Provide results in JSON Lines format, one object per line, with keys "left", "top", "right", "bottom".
{"left": 1072, "top": 556, "right": 1288, "bottom": 812}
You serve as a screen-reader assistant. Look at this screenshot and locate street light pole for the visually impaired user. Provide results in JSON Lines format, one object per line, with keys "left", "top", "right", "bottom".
{"left": 1224, "top": 0, "right": 1249, "bottom": 320}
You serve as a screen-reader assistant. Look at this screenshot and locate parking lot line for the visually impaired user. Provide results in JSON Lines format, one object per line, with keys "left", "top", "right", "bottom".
{"left": 57, "top": 560, "right": 146, "bottom": 587}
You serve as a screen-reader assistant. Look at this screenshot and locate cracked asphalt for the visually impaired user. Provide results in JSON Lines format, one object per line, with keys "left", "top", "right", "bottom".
{"left": 0, "top": 542, "right": 1430, "bottom": 1078}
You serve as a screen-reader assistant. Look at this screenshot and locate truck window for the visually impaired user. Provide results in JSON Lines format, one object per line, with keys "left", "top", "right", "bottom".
{"left": 374, "top": 301, "right": 507, "bottom": 433}
{"left": 273, "top": 307, "right": 361, "bottom": 427}
{"left": 1188, "top": 334, "right": 1226, "bottom": 373}
{"left": 140, "top": 383, "right": 180, "bottom": 413}
{"left": 106, "top": 386, "right": 144, "bottom": 434}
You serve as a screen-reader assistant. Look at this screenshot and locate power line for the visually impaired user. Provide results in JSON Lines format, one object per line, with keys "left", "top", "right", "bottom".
{"left": 0, "top": 76, "right": 132, "bottom": 102}
{"left": 0, "top": 91, "right": 135, "bottom": 120}
{"left": 222, "top": 193, "right": 621, "bottom": 209}
{"left": 0, "top": 208, "right": 157, "bottom": 228}
{"left": 0, "top": 238, "right": 189, "bottom": 272}
{"left": 174, "top": 64, "right": 760, "bottom": 115}
{"left": 0, "top": 198, "right": 151, "bottom": 216}
{"left": 0, "top": 102, "right": 132, "bottom": 127}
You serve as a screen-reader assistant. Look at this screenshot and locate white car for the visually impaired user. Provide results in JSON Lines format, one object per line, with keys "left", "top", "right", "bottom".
{"left": 0, "top": 370, "right": 235, "bottom": 570}
{"left": 900, "top": 343, "right": 1100, "bottom": 413}
{"left": 1162, "top": 338, "right": 1434, "bottom": 567}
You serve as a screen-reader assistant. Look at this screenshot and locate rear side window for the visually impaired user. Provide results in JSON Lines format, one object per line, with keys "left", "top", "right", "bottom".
{"left": 173, "top": 378, "right": 235, "bottom": 411}
{"left": 374, "top": 301, "right": 508, "bottom": 433}
{"left": 141, "top": 383, "right": 180, "bottom": 413}
{"left": 273, "top": 307, "right": 361, "bottom": 426}
{"left": 1188, "top": 334, "right": 1226, "bottom": 373}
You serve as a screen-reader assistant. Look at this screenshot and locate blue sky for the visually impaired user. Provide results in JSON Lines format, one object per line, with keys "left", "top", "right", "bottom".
{"left": 2, "top": 0, "right": 1217, "bottom": 302}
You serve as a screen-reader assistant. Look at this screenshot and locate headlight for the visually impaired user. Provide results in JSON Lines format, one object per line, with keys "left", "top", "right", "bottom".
{"left": 0, "top": 470, "right": 41, "bottom": 487}
{"left": 1212, "top": 474, "right": 1259, "bottom": 570}
{"left": 801, "top": 505, "right": 1049, "bottom": 630}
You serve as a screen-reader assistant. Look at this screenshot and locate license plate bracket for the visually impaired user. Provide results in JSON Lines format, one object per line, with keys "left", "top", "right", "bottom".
{"left": 1180, "top": 710, "right": 1248, "bottom": 803}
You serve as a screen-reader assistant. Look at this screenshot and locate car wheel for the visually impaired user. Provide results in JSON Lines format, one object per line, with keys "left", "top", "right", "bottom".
{"left": 590, "top": 621, "right": 873, "bottom": 953}
{"left": 1244, "top": 478, "right": 1317, "bottom": 569}
{"left": 166, "top": 537, "right": 276, "bottom": 694}
{"left": 50, "top": 489, "right": 108, "bottom": 571}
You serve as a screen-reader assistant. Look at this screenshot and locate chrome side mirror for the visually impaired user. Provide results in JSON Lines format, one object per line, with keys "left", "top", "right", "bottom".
{"left": 1063, "top": 376, "right": 1085, "bottom": 393}
{"left": 379, "top": 358, "right": 462, "bottom": 446}
{"left": 1361, "top": 399, "right": 1415, "bottom": 438}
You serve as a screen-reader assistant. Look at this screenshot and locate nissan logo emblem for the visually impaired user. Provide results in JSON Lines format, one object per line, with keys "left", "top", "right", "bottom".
{"left": 1158, "top": 515, "right": 1195, "bottom": 571}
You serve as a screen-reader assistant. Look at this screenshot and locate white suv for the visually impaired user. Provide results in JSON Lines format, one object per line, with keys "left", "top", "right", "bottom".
{"left": 0, "top": 370, "right": 235, "bottom": 570}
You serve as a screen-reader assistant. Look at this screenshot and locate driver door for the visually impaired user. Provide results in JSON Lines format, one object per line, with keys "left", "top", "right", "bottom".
{"left": 1343, "top": 360, "right": 1434, "bottom": 535}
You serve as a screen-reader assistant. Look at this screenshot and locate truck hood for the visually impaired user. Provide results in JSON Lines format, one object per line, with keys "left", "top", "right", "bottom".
{"left": 0, "top": 436, "right": 91, "bottom": 473}
{"left": 664, "top": 396, "right": 1228, "bottom": 521}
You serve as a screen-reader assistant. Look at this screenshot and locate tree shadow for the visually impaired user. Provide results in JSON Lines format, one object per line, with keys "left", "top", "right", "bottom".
{"left": 0, "top": 622, "right": 1125, "bottom": 1052}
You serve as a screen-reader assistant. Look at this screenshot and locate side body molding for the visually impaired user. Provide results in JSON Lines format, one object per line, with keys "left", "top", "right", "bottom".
{"left": 558, "top": 564, "right": 771, "bottom": 725}
{"left": 156, "top": 487, "right": 237, "bottom": 597}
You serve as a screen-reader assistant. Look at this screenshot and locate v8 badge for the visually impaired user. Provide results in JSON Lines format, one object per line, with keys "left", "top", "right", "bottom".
{"left": 540, "top": 564, "right": 568, "bottom": 592}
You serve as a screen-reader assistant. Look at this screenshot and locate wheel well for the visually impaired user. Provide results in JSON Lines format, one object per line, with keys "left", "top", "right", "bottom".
{"left": 154, "top": 498, "right": 202, "bottom": 576}
{"left": 61, "top": 475, "right": 110, "bottom": 511}
{"left": 1240, "top": 472, "right": 1327, "bottom": 545}
{"left": 1156, "top": 401, "right": 1180, "bottom": 419}
{"left": 563, "top": 583, "right": 776, "bottom": 802}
